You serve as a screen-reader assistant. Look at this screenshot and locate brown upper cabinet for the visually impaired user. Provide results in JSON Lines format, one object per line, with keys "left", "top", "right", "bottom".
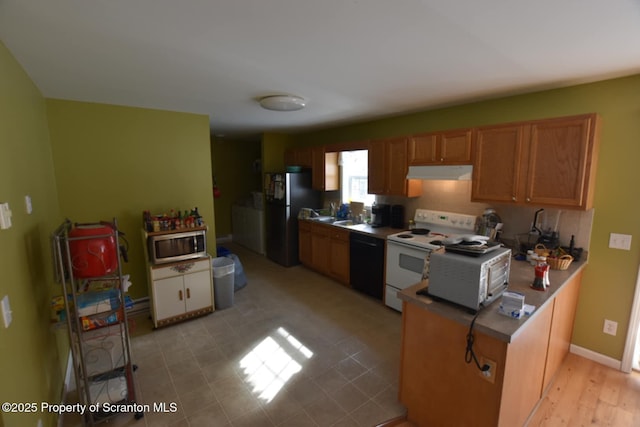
{"left": 284, "top": 146, "right": 312, "bottom": 168}
{"left": 472, "top": 114, "right": 600, "bottom": 210}
{"left": 409, "top": 128, "right": 473, "bottom": 165}
{"left": 312, "top": 146, "right": 339, "bottom": 191}
{"left": 368, "top": 137, "right": 422, "bottom": 197}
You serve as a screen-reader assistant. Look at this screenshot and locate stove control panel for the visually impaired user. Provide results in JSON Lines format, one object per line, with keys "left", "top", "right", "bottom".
{"left": 414, "top": 209, "right": 477, "bottom": 232}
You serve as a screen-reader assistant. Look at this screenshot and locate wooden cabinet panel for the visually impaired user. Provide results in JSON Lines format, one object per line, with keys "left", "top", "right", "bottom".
{"left": 400, "top": 272, "right": 582, "bottom": 427}
{"left": 299, "top": 221, "right": 350, "bottom": 285}
{"left": 472, "top": 124, "right": 526, "bottom": 203}
{"left": 409, "top": 133, "right": 438, "bottom": 164}
{"left": 328, "top": 228, "right": 350, "bottom": 284}
{"left": 369, "top": 137, "right": 422, "bottom": 196}
{"left": 367, "top": 139, "right": 386, "bottom": 194}
{"left": 298, "top": 220, "right": 312, "bottom": 266}
{"left": 409, "top": 128, "right": 473, "bottom": 165}
{"left": 285, "top": 147, "right": 312, "bottom": 167}
{"left": 526, "top": 117, "right": 596, "bottom": 208}
{"left": 542, "top": 270, "right": 583, "bottom": 390}
{"left": 387, "top": 137, "right": 410, "bottom": 195}
{"left": 472, "top": 114, "right": 599, "bottom": 210}
{"left": 312, "top": 146, "right": 324, "bottom": 190}
{"left": 399, "top": 302, "right": 506, "bottom": 426}
{"left": 441, "top": 129, "right": 473, "bottom": 164}
{"left": 310, "top": 223, "right": 330, "bottom": 272}
{"left": 499, "top": 302, "right": 553, "bottom": 427}
{"left": 312, "top": 147, "right": 338, "bottom": 191}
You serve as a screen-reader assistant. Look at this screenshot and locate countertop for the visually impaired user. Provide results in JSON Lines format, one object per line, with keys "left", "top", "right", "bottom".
{"left": 398, "top": 257, "right": 587, "bottom": 343}
{"left": 299, "top": 218, "right": 402, "bottom": 239}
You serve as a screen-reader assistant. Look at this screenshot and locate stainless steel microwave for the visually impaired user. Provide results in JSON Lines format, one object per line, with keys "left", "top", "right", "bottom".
{"left": 427, "top": 247, "right": 511, "bottom": 311}
{"left": 147, "top": 229, "right": 207, "bottom": 264}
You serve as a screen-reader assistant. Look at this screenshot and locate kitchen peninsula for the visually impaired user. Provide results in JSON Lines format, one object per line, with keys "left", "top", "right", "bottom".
{"left": 398, "top": 259, "right": 586, "bottom": 426}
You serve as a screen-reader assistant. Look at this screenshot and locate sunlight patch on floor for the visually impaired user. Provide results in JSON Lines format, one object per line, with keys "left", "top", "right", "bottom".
{"left": 239, "top": 327, "right": 313, "bottom": 402}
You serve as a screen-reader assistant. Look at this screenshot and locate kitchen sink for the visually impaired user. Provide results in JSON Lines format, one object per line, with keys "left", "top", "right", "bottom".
{"left": 332, "top": 220, "right": 355, "bottom": 226}
{"left": 309, "top": 216, "right": 335, "bottom": 223}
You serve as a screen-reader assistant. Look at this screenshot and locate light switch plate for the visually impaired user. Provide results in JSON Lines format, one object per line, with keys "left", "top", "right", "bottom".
{"left": 0, "top": 202, "right": 12, "bottom": 229}
{"left": 25, "top": 195, "right": 33, "bottom": 214}
{"left": 609, "top": 233, "right": 632, "bottom": 250}
{"left": 1, "top": 295, "right": 12, "bottom": 328}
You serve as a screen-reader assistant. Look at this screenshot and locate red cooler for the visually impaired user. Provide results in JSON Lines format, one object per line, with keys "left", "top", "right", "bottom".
{"left": 69, "top": 223, "right": 118, "bottom": 278}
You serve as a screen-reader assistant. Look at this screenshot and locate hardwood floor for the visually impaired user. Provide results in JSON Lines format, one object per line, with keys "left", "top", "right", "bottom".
{"left": 380, "top": 352, "right": 640, "bottom": 427}
{"left": 527, "top": 353, "right": 640, "bottom": 426}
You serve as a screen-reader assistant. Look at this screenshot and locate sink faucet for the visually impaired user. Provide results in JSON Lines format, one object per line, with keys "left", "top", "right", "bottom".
{"left": 531, "top": 208, "right": 544, "bottom": 235}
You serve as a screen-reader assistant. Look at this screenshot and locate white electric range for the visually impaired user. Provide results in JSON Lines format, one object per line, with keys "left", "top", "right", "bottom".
{"left": 385, "top": 209, "right": 478, "bottom": 311}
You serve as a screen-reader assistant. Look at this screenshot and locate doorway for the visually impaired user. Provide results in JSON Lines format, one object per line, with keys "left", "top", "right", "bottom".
{"left": 622, "top": 264, "right": 640, "bottom": 372}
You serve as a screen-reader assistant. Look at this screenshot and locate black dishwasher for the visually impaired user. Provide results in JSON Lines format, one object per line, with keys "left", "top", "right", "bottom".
{"left": 350, "top": 233, "right": 384, "bottom": 300}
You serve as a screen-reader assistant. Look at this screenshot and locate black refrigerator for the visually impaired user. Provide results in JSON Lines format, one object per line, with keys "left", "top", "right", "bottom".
{"left": 265, "top": 170, "right": 321, "bottom": 267}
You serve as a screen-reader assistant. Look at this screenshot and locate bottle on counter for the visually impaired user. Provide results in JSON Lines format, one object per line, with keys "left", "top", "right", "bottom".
{"left": 532, "top": 256, "right": 550, "bottom": 291}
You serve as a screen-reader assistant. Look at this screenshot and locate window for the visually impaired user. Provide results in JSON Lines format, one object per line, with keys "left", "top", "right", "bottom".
{"left": 340, "top": 150, "right": 375, "bottom": 206}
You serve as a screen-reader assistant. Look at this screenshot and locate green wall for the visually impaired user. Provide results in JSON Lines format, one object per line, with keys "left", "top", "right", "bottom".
{"left": 46, "top": 100, "right": 214, "bottom": 300}
{"left": 294, "top": 75, "right": 640, "bottom": 360}
{"left": 0, "top": 42, "right": 63, "bottom": 427}
{"left": 261, "top": 132, "right": 296, "bottom": 174}
{"left": 211, "top": 137, "right": 262, "bottom": 237}
{"left": 1, "top": 42, "right": 218, "bottom": 426}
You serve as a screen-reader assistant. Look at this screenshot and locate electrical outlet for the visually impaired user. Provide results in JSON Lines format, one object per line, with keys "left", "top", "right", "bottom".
{"left": 603, "top": 319, "right": 618, "bottom": 336}
{"left": 479, "top": 358, "right": 497, "bottom": 383}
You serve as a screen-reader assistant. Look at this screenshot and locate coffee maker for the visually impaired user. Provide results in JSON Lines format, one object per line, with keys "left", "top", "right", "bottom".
{"left": 371, "top": 203, "right": 390, "bottom": 228}
{"left": 390, "top": 205, "right": 405, "bottom": 228}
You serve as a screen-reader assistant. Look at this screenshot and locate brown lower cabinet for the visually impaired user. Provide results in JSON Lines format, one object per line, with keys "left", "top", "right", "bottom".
{"left": 399, "top": 270, "right": 583, "bottom": 427}
{"left": 299, "top": 220, "right": 350, "bottom": 285}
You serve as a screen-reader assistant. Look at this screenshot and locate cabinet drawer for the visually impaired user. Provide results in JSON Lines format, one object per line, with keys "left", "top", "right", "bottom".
{"left": 330, "top": 228, "right": 350, "bottom": 241}
{"left": 151, "top": 258, "right": 210, "bottom": 280}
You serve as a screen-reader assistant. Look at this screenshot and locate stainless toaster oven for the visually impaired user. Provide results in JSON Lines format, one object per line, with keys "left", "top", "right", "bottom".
{"left": 427, "top": 247, "right": 511, "bottom": 311}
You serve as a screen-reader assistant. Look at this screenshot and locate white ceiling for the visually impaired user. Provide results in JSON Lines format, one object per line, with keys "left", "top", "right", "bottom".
{"left": 2, "top": 0, "right": 640, "bottom": 139}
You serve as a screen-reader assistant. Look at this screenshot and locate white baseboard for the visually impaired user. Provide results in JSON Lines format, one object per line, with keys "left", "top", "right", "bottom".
{"left": 129, "top": 297, "right": 150, "bottom": 317}
{"left": 64, "top": 350, "right": 74, "bottom": 393}
{"left": 570, "top": 344, "right": 622, "bottom": 370}
{"left": 58, "top": 350, "right": 75, "bottom": 427}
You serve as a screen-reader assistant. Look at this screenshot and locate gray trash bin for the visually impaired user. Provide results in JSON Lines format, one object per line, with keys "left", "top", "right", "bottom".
{"left": 212, "top": 257, "right": 235, "bottom": 309}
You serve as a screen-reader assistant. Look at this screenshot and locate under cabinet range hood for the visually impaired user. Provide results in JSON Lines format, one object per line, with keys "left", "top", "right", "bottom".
{"left": 406, "top": 165, "right": 473, "bottom": 181}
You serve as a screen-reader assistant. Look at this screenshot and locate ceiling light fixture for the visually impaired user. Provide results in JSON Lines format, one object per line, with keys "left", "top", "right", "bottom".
{"left": 259, "top": 95, "right": 306, "bottom": 111}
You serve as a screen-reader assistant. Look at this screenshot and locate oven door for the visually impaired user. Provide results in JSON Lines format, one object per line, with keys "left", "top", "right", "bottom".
{"left": 385, "top": 240, "right": 429, "bottom": 311}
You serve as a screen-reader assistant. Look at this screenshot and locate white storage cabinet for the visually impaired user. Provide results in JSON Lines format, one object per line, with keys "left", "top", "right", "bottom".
{"left": 149, "top": 257, "right": 214, "bottom": 327}
{"left": 232, "top": 204, "right": 265, "bottom": 254}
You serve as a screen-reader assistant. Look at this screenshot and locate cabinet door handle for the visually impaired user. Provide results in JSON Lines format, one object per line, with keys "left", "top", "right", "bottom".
{"left": 186, "top": 288, "right": 191, "bottom": 299}
{"left": 179, "top": 290, "right": 183, "bottom": 301}
{"left": 512, "top": 196, "right": 517, "bottom": 201}
{"left": 526, "top": 197, "right": 531, "bottom": 202}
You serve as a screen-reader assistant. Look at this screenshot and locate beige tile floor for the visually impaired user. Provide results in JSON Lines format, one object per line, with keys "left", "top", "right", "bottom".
{"left": 63, "top": 243, "right": 406, "bottom": 427}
